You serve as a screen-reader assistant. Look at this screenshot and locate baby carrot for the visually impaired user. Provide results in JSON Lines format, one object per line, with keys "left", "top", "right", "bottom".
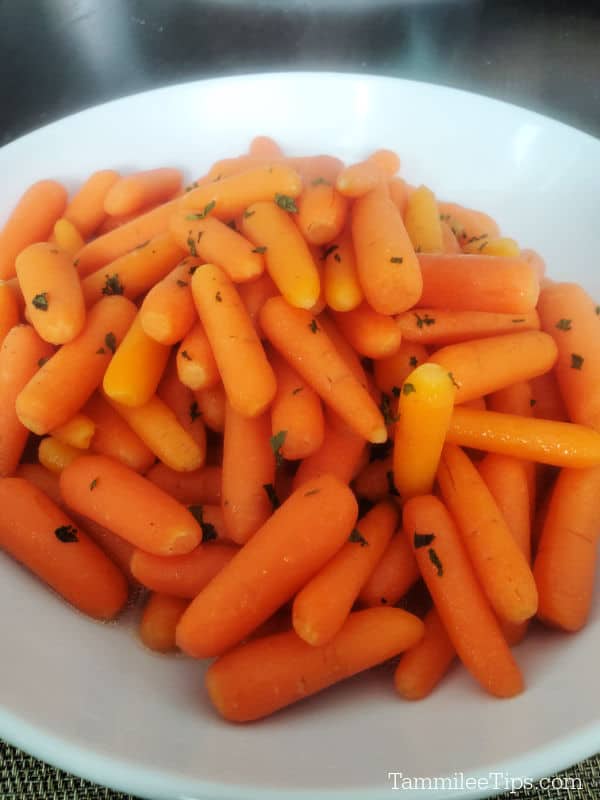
{"left": 369, "top": 149, "right": 401, "bottom": 176}
{"left": 530, "top": 371, "right": 568, "bottom": 422}
{"left": 176, "top": 473, "right": 358, "bottom": 658}
{"left": 520, "top": 248, "right": 546, "bottom": 279}
{"left": 297, "top": 181, "right": 349, "bottom": 246}
{"left": 447, "top": 407, "right": 600, "bottom": 468}
{"left": 139, "top": 592, "right": 189, "bottom": 653}
{"left": 393, "top": 364, "right": 456, "bottom": 499}
{"left": 358, "top": 529, "right": 420, "bottom": 607}
{"left": 205, "top": 606, "right": 423, "bottom": 722}
{"left": 353, "top": 455, "right": 394, "bottom": 503}
{"left": 249, "top": 136, "right": 283, "bottom": 158}
{"left": 438, "top": 202, "right": 500, "bottom": 243}
{"left": 404, "top": 185, "right": 443, "bottom": 253}
{"left": 139, "top": 259, "right": 199, "bottom": 345}
{"left": 0, "top": 283, "right": 20, "bottom": 345}
{"left": 373, "top": 341, "right": 429, "bottom": 395}
{"left": 397, "top": 309, "right": 540, "bottom": 346}
{"left": 322, "top": 227, "right": 363, "bottom": 312}
{"left": 332, "top": 304, "right": 402, "bottom": 359}
{"left": 191, "top": 263, "right": 276, "bottom": 418}
{"left": 131, "top": 543, "right": 237, "bottom": 599}
{"left": 84, "top": 393, "right": 155, "bottom": 473}
{"left": 38, "top": 436, "right": 81, "bottom": 473}
{"left": 64, "top": 170, "right": 120, "bottom": 238}
{"left": 60, "top": 454, "right": 202, "bottom": 555}
{"left": 260, "top": 297, "right": 386, "bottom": 442}
{"left": 176, "top": 322, "right": 220, "bottom": 391}
{"left": 0, "top": 180, "right": 67, "bottom": 280}
{"left": 429, "top": 331, "right": 557, "bottom": 404}
{"left": 16, "top": 295, "right": 136, "bottom": 435}
{"left": 50, "top": 413, "right": 95, "bottom": 449}
{"left": 440, "top": 221, "right": 461, "bottom": 253}
{"left": 14, "top": 462, "right": 63, "bottom": 506}
{"left": 293, "top": 502, "right": 398, "bottom": 646}
{"left": 241, "top": 201, "right": 320, "bottom": 309}
{"left": 222, "top": 404, "right": 275, "bottom": 545}
{"left": 405, "top": 494, "right": 524, "bottom": 698}
{"left": 52, "top": 218, "right": 85, "bottom": 256}
{"left": 157, "top": 355, "right": 207, "bottom": 453}
{"left": 336, "top": 158, "right": 385, "bottom": 198}
{"left": 388, "top": 177, "right": 411, "bottom": 216}
{"left": 0, "top": 325, "right": 53, "bottom": 476}
{"left": 315, "top": 313, "right": 369, "bottom": 388}
{"left": 394, "top": 608, "right": 455, "bottom": 700}
{"left": 238, "top": 273, "right": 279, "bottom": 335}
{"left": 16, "top": 243, "right": 86, "bottom": 345}
{"left": 418, "top": 254, "right": 539, "bottom": 313}
{"left": 146, "top": 463, "right": 221, "bottom": 505}
{"left": 194, "top": 383, "right": 226, "bottom": 433}
{"left": 105, "top": 168, "right": 182, "bottom": 216}
{"left": 0, "top": 477, "right": 127, "bottom": 619}
{"left": 463, "top": 237, "right": 520, "bottom": 258}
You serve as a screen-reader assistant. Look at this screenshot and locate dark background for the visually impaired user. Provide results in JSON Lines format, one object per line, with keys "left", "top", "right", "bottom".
{"left": 1, "top": 0, "right": 599, "bottom": 148}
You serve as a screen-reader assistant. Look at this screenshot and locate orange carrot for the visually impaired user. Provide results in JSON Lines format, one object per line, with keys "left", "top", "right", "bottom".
{"left": 176, "top": 473, "right": 358, "bottom": 658}
{"left": 332, "top": 304, "right": 402, "bottom": 359}
{"left": 60, "top": 454, "right": 202, "bottom": 555}
{"left": 404, "top": 185, "right": 443, "bottom": 253}
{"left": 38, "top": 436, "right": 80, "bottom": 473}
{"left": 336, "top": 158, "right": 385, "bottom": 198}
{"left": 297, "top": 181, "right": 349, "bottom": 246}
{"left": 352, "top": 455, "right": 394, "bottom": 503}
{"left": 397, "top": 308, "right": 540, "bottom": 346}
{"left": 369, "top": 149, "right": 401, "bottom": 176}
{"left": 146, "top": 463, "right": 221, "bottom": 505}
{"left": 194, "top": 383, "right": 226, "bottom": 433}
{"left": 293, "top": 502, "right": 397, "bottom": 646}
{"left": 52, "top": 218, "right": 85, "bottom": 256}
{"left": 463, "top": 236, "right": 520, "bottom": 258}
{"left": 176, "top": 322, "right": 220, "bottom": 391}
{"left": 440, "top": 221, "right": 461, "bottom": 253}
{"left": 316, "top": 313, "right": 369, "bottom": 388}
{"left": 84, "top": 392, "right": 155, "bottom": 473}
{"left": 139, "top": 259, "right": 199, "bottom": 345}
{"left": 438, "top": 202, "right": 500, "bottom": 243}
{"left": 530, "top": 371, "right": 568, "bottom": 422}
{"left": 205, "top": 606, "right": 423, "bottom": 722}
{"left": 0, "top": 180, "right": 67, "bottom": 280}
{"left": 373, "top": 341, "right": 429, "bottom": 395}
{"left": 322, "top": 227, "right": 363, "bottom": 312}
{"left": 249, "top": 136, "right": 283, "bottom": 158}
{"left": 0, "top": 477, "right": 127, "bottom": 619}
{"left": 388, "top": 177, "right": 410, "bottom": 216}
{"left": 50, "top": 413, "right": 95, "bottom": 449}
{"left": 16, "top": 243, "right": 86, "bottom": 345}
{"left": 292, "top": 412, "right": 368, "bottom": 489}
{"left": 394, "top": 608, "right": 455, "bottom": 699}
{"left": 139, "top": 592, "right": 189, "bottom": 653}
{"left": 14, "top": 463, "right": 63, "bottom": 507}
{"left": 64, "top": 170, "right": 120, "bottom": 238}
{"left": 238, "top": 273, "right": 279, "bottom": 335}
{"left": 105, "top": 168, "right": 182, "bottom": 216}
{"left": 0, "top": 283, "right": 20, "bottom": 345}
{"left": 358, "top": 529, "right": 420, "bottom": 607}
{"left": 405, "top": 494, "right": 524, "bottom": 698}
{"left": 157, "top": 355, "right": 207, "bottom": 454}
{"left": 520, "top": 248, "right": 546, "bottom": 279}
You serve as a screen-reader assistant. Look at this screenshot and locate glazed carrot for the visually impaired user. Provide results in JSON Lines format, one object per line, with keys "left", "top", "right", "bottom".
{"left": 52, "top": 218, "right": 85, "bottom": 256}
{"left": 194, "top": 383, "right": 226, "bottom": 433}
{"left": 146, "top": 463, "right": 221, "bottom": 505}
{"left": 60, "top": 454, "right": 202, "bottom": 555}
{"left": 297, "top": 181, "right": 349, "bottom": 246}
{"left": 139, "top": 259, "right": 199, "bottom": 345}
{"left": 207, "top": 155, "right": 341, "bottom": 185}
{"left": 0, "top": 180, "right": 67, "bottom": 280}
{"left": 388, "top": 177, "right": 410, "bottom": 216}
{"left": 537, "top": 282, "right": 600, "bottom": 430}
{"left": 222, "top": 404, "right": 275, "bottom": 545}
{"left": 238, "top": 273, "right": 279, "bottom": 334}
{"left": 0, "top": 477, "right": 127, "bottom": 619}
{"left": 84, "top": 393, "right": 155, "bottom": 473}
{"left": 373, "top": 341, "right": 429, "bottom": 395}
{"left": 176, "top": 322, "right": 220, "bottom": 391}
{"left": 270, "top": 350, "right": 325, "bottom": 460}
{"left": 176, "top": 473, "right": 358, "bottom": 658}
{"left": 0, "top": 283, "right": 20, "bottom": 345}
{"left": 336, "top": 158, "right": 384, "bottom": 198}
{"left": 292, "top": 412, "right": 368, "bottom": 489}
{"left": 393, "top": 364, "right": 456, "bottom": 499}
{"left": 322, "top": 227, "right": 363, "bottom": 312}
{"left": 463, "top": 236, "right": 520, "bottom": 258}
{"left": 520, "top": 248, "right": 546, "bottom": 279}
{"left": 369, "top": 149, "right": 401, "bottom": 176}
{"left": 293, "top": 502, "right": 398, "bottom": 646}
{"left": 437, "top": 444, "right": 538, "bottom": 623}
{"left": 103, "top": 314, "right": 170, "bottom": 407}
{"left": 316, "top": 313, "right": 369, "bottom": 388}
{"left": 104, "top": 393, "right": 205, "bottom": 472}
{"left": 96, "top": 202, "right": 168, "bottom": 235}
{"left": 131, "top": 543, "right": 237, "bottom": 599}
{"left": 105, "top": 168, "right": 182, "bottom": 216}
{"left": 205, "top": 606, "right": 423, "bottom": 722}
{"left": 447, "top": 407, "right": 600, "bottom": 468}
{"left": 530, "top": 371, "right": 568, "bottom": 422}
{"left": 14, "top": 463, "right": 63, "bottom": 507}
{"left": 397, "top": 309, "right": 540, "bottom": 346}
{"left": 170, "top": 211, "right": 264, "bottom": 283}
{"left": 429, "top": 331, "right": 557, "bottom": 404}
{"left": 16, "top": 243, "right": 86, "bottom": 345}
{"left": 16, "top": 296, "right": 136, "bottom": 435}
{"left": 440, "top": 221, "right": 461, "bottom": 253}
{"left": 533, "top": 466, "right": 600, "bottom": 631}
{"left": 241, "top": 201, "right": 320, "bottom": 309}
{"left": 64, "top": 170, "right": 120, "bottom": 238}
{"left": 352, "top": 184, "right": 423, "bottom": 315}
{"left": 0, "top": 325, "right": 53, "bottom": 476}
{"left": 405, "top": 494, "right": 523, "bottom": 697}
{"left": 438, "top": 202, "right": 500, "bottom": 243}
{"left": 139, "top": 592, "right": 189, "bottom": 653}
{"left": 260, "top": 297, "right": 386, "bottom": 442}
{"left": 394, "top": 608, "right": 456, "bottom": 700}
{"left": 478, "top": 454, "right": 532, "bottom": 563}
{"left": 38, "top": 433, "right": 80, "bottom": 472}
{"left": 157, "top": 355, "right": 207, "bottom": 455}
{"left": 81, "top": 233, "right": 184, "bottom": 304}
{"left": 332, "top": 304, "right": 402, "bottom": 359}
{"left": 249, "top": 136, "right": 283, "bottom": 158}
{"left": 353, "top": 455, "right": 394, "bottom": 503}
{"left": 50, "top": 413, "right": 95, "bottom": 449}
{"left": 404, "top": 185, "right": 443, "bottom": 253}
{"left": 191, "top": 263, "right": 276, "bottom": 417}
{"left": 358, "top": 529, "right": 420, "bottom": 607}
{"left": 417, "top": 254, "right": 539, "bottom": 313}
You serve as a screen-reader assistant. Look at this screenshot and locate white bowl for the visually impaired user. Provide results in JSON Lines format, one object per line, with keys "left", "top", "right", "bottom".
{"left": 1, "top": 73, "right": 599, "bottom": 800}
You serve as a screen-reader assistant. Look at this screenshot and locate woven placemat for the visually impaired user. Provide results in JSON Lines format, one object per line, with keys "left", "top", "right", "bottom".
{"left": 2, "top": 739, "right": 600, "bottom": 800}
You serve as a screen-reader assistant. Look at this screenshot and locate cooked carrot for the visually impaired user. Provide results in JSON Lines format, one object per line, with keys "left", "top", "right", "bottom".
{"left": 358, "top": 528, "right": 420, "bottom": 607}
{"left": 404, "top": 185, "right": 443, "bottom": 253}
{"left": 146, "top": 463, "right": 221, "bottom": 505}
{"left": 222, "top": 404, "right": 275, "bottom": 545}
{"left": 316, "top": 313, "right": 369, "bottom": 388}
{"left": 60, "top": 454, "right": 202, "bottom": 555}
{"left": 208, "top": 155, "right": 341, "bottom": 185}
{"left": 447, "top": 406, "right": 600, "bottom": 468}
{"left": 16, "top": 296, "right": 136, "bottom": 435}
{"left": 84, "top": 392, "right": 155, "bottom": 473}
{"left": 394, "top": 364, "right": 456, "bottom": 499}
{"left": 176, "top": 322, "right": 220, "bottom": 391}
{"left": 429, "top": 331, "right": 557, "bottom": 404}
{"left": 14, "top": 463, "right": 63, "bottom": 507}
{"left": 297, "top": 181, "right": 349, "bottom": 246}
{"left": 437, "top": 444, "right": 537, "bottom": 623}
{"left": 67, "top": 513, "right": 136, "bottom": 580}
{"left": 0, "top": 283, "right": 20, "bottom": 345}
{"left": 241, "top": 200, "right": 320, "bottom": 309}
{"left": 50, "top": 413, "right": 95, "bottom": 449}
{"left": 0, "top": 477, "right": 128, "bottom": 619}
{"left": 249, "top": 136, "right": 283, "bottom": 158}
{"left": 441, "top": 221, "right": 461, "bottom": 253}
{"left": 530, "top": 371, "right": 568, "bottom": 422}
{"left": 369, "top": 149, "right": 401, "bottom": 176}
{"left": 270, "top": 350, "right": 325, "bottom": 461}
{"left": 170, "top": 211, "right": 264, "bottom": 283}
{"left": 157, "top": 355, "right": 207, "bottom": 453}
{"left": 176, "top": 473, "right": 358, "bottom": 658}
{"left": 52, "top": 218, "right": 85, "bottom": 256}
{"left": 394, "top": 608, "right": 456, "bottom": 700}
{"left": 105, "top": 168, "right": 182, "bottom": 217}
{"left": 206, "top": 606, "right": 423, "bottom": 722}
{"left": 520, "top": 248, "right": 546, "bottom": 279}
{"left": 438, "top": 202, "right": 500, "bottom": 243}
{"left": 139, "top": 259, "right": 198, "bottom": 345}
{"left": 322, "top": 227, "right": 363, "bottom": 312}
{"left": 0, "top": 180, "right": 67, "bottom": 280}
{"left": 81, "top": 233, "right": 184, "bottom": 304}
{"left": 336, "top": 158, "right": 385, "bottom": 198}
{"left": 463, "top": 236, "right": 520, "bottom": 258}
{"left": 238, "top": 273, "right": 279, "bottom": 335}
{"left": 397, "top": 308, "right": 540, "bottom": 346}
{"left": 0, "top": 325, "right": 53, "bottom": 476}
{"left": 352, "top": 455, "right": 394, "bottom": 503}
{"left": 139, "top": 592, "right": 189, "bottom": 653}
{"left": 64, "top": 170, "right": 120, "bottom": 238}
{"left": 261, "top": 297, "right": 386, "bottom": 442}
{"left": 293, "top": 502, "right": 397, "bottom": 646}
{"left": 405, "top": 494, "right": 523, "bottom": 697}
{"left": 352, "top": 184, "right": 422, "bottom": 315}
{"left": 418, "top": 253, "right": 539, "bottom": 313}
{"left": 38, "top": 435, "right": 81, "bottom": 473}
{"left": 373, "top": 341, "right": 429, "bottom": 395}
{"left": 194, "top": 383, "right": 226, "bottom": 433}
{"left": 388, "top": 177, "right": 410, "bottom": 216}
{"left": 131, "top": 543, "right": 237, "bottom": 599}
{"left": 332, "top": 304, "right": 402, "bottom": 359}
{"left": 16, "top": 243, "right": 86, "bottom": 345}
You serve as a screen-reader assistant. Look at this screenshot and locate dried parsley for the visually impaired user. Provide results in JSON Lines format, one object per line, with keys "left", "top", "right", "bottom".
{"left": 414, "top": 312, "right": 436, "bottom": 329}
{"left": 105, "top": 332, "right": 117, "bottom": 353}
{"left": 176, "top": 279, "right": 188, "bottom": 287}
{"left": 102, "top": 274, "right": 124, "bottom": 296}
{"left": 571, "top": 353, "right": 584, "bottom": 370}
{"left": 180, "top": 350, "right": 192, "bottom": 361}
{"left": 270, "top": 430, "right": 287, "bottom": 468}
{"left": 304, "top": 488, "right": 321, "bottom": 497}
{"left": 243, "top": 208, "right": 255, "bottom": 219}
{"left": 252, "top": 246, "right": 267, "bottom": 254}
{"left": 291, "top": 386, "right": 304, "bottom": 395}
{"left": 308, "top": 318, "right": 319, "bottom": 334}
{"left": 428, "top": 547, "right": 443, "bottom": 576}
{"left": 380, "top": 394, "right": 398, "bottom": 426}
{"left": 403, "top": 383, "right": 416, "bottom": 395}
{"left": 54, "top": 525, "right": 78, "bottom": 543}
{"left": 186, "top": 200, "right": 216, "bottom": 221}
{"left": 186, "top": 235, "right": 198, "bottom": 257}
{"left": 311, "top": 177, "right": 330, "bottom": 186}
{"left": 189, "top": 401, "right": 201, "bottom": 422}
{"left": 274, "top": 193, "right": 298, "bottom": 213}
{"left": 448, "top": 372, "right": 460, "bottom": 389}
{"left": 215, "top": 291, "right": 223, "bottom": 302}
{"left": 263, "top": 483, "right": 280, "bottom": 510}
{"left": 89, "top": 478, "right": 99, "bottom": 491}
{"left": 390, "top": 256, "right": 403, "bottom": 264}
{"left": 348, "top": 528, "right": 369, "bottom": 546}
{"left": 409, "top": 355, "right": 418, "bottom": 367}
{"left": 188, "top": 505, "right": 218, "bottom": 542}
{"left": 321, "top": 244, "right": 339, "bottom": 260}
{"left": 414, "top": 532, "right": 435, "bottom": 549}
{"left": 556, "top": 319, "right": 572, "bottom": 331}
{"left": 32, "top": 292, "right": 49, "bottom": 311}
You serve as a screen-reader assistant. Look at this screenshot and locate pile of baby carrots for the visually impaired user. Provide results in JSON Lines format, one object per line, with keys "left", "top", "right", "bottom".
{"left": 1, "top": 135, "right": 600, "bottom": 723}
